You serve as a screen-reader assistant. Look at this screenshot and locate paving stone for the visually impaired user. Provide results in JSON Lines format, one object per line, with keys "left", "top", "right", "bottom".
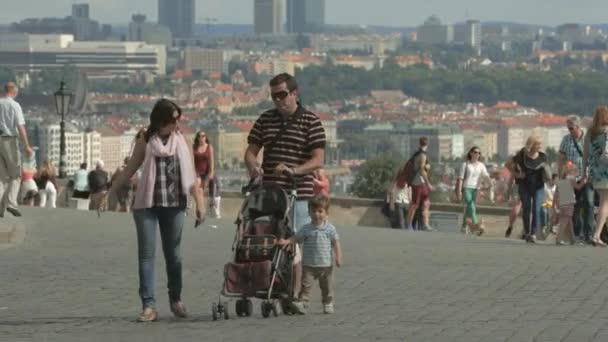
{"left": 2, "top": 207, "right": 608, "bottom": 341}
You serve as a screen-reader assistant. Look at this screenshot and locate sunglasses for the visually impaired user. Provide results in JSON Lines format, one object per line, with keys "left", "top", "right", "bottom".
{"left": 161, "top": 117, "right": 178, "bottom": 125}
{"left": 271, "top": 90, "right": 291, "bottom": 101}
{"left": 567, "top": 126, "right": 576, "bottom": 131}
{"left": 472, "top": 151, "right": 481, "bottom": 154}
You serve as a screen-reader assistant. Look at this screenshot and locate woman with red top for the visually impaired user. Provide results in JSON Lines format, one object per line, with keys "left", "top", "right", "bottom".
{"left": 193, "top": 130, "right": 216, "bottom": 200}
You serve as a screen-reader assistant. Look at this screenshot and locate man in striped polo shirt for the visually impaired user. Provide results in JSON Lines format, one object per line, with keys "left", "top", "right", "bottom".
{"left": 245, "top": 72, "right": 326, "bottom": 297}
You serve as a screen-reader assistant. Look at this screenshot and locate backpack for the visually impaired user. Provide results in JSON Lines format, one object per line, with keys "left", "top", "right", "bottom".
{"left": 395, "top": 150, "right": 424, "bottom": 189}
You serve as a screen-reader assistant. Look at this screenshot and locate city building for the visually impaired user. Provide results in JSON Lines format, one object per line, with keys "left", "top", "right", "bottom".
{"left": 497, "top": 117, "right": 568, "bottom": 159}
{"left": 417, "top": 16, "right": 453, "bottom": 45}
{"left": 37, "top": 123, "right": 101, "bottom": 176}
{"left": 83, "top": 130, "right": 102, "bottom": 173}
{"left": 333, "top": 55, "right": 379, "bottom": 70}
{"left": 254, "top": 0, "right": 283, "bottom": 35}
{"left": 71, "top": 4, "right": 99, "bottom": 41}
{"left": 309, "top": 34, "right": 400, "bottom": 54}
{"left": 462, "top": 126, "right": 498, "bottom": 159}
{"left": 97, "top": 127, "right": 123, "bottom": 173}
{"left": 11, "top": 4, "right": 101, "bottom": 41}
{"left": 128, "top": 14, "right": 172, "bottom": 47}
{"left": 120, "top": 128, "right": 139, "bottom": 159}
{"left": 181, "top": 48, "right": 242, "bottom": 75}
{"left": 392, "top": 122, "right": 464, "bottom": 162}
{"left": 205, "top": 123, "right": 247, "bottom": 168}
{"left": 286, "top": 0, "right": 325, "bottom": 33}
{"left": 158, "top": 0, "right": 194, "bottom": 38}
{"left": 0, "top": 33, "right": 167, "bottom": 77}
{"left": 454, "top": 20, "right": 481, "bottom": 52}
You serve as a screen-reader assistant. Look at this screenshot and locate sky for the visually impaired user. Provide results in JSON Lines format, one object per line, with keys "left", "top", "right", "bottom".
{"left": 0, "top": 0, "right": 607, "bottom": 27}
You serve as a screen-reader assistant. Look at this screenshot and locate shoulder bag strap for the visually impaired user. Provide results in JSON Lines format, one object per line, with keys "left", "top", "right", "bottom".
{"left": 265, "top": 110, "right": 303, "bottom": 155}
{"left": 572, "top": 136, "right": 583, "bottom": 157}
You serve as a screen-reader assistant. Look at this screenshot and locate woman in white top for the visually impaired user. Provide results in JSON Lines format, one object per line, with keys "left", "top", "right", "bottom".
{"left": 455, "top": 146, "right": 490, "bottom": 235}
{"left": 388, "top": 181, "right": 411, "bottom": 229}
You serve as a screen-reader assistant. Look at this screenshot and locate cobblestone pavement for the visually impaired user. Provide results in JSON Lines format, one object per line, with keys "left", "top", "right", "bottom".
{"left": 3, "top": 207, "right": 608, "bottom": 342}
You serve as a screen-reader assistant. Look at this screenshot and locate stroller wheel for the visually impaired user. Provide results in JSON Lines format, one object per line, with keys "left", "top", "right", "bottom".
{"left": 211, "top": 303, "right": 219, "bottom": 321}
{"left": 223, "top": 304, "right": 230, "bottom": 320}
{"left": 261, "top": 301, "right": 271, "bottom": 318}
{"left": 235, "top": 300, "right": 243, "bottom": 317}
{"left": 245, "top": 300, "right": 253, "bottom": 317}
{"left": 271, "top": 300, "right": 281, "bottom": 317}
{"left": 280, "top": 299, "right": 293, "bottom": 315}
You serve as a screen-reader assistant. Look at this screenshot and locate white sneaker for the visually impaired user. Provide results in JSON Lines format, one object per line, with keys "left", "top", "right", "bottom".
{"left": 290, "top": 301, "right": 307, "bottom": 315}
{"left": 422, "top": 224, "right": 434, "bottom": 232}
{"left": 323, "top": 303, "right": 334, "bottom": 314}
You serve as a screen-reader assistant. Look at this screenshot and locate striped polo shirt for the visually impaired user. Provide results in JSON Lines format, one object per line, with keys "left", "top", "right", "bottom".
{"left": 295, "top": 221, "right": 339, "bottom": 268}
{"left": 248, "top": 104, "right": 326, "bottom": 199}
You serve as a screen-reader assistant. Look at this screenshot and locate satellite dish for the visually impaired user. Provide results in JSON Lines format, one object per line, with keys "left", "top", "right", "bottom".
{"left": 70, "top": 71, "right": 88, "bottom": 115}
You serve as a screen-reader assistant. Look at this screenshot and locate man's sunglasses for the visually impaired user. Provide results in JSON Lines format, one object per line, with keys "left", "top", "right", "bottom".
{"left": 271, "top": 90, "right": 292, "bottom": 101}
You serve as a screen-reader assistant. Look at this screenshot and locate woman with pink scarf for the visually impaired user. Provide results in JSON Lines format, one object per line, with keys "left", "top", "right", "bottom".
{"left": 104, "top": 99, "right": 204, "bottom": 322}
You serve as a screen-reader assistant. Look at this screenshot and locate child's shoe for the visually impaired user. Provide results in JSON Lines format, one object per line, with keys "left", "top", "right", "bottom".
{"left": 323, "top": 303, "right": 334, "bottom": 314}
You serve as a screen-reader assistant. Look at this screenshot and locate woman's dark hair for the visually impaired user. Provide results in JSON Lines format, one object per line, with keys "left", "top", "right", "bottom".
{"left": 193, "top": 130, "right": 210, "bottom": 149}
{"left": 466, "top": 146, "right": 481, "bottom": 161}
{"left": 144, "top": 99, "right": 182, "bottom": 142}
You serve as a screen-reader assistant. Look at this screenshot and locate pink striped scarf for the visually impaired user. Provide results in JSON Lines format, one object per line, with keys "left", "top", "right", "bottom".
{"left": 132, "top": 131, "right": 196, "bottom": 209}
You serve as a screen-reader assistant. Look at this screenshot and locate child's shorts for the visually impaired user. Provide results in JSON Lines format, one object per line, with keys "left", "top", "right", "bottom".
{"left": 559, "top": 205, "right": 574, "bottom": 219}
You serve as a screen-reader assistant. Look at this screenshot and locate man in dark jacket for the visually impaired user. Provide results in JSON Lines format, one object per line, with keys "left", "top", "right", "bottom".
{"left": 88, "top": 159, "right": 109, "bottom": 211}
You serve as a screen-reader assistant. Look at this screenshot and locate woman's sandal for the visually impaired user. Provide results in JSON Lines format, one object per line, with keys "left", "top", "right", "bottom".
{"left": 591, "top": 237, "right": 607, "bottom": 247}
{"left": 137, "top": 308, "right": 158, "bottom": 322}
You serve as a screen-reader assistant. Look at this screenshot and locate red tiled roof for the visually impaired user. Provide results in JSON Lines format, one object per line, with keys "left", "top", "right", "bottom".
{"left": 171, "top": 69, "right": 192, "bottom": 80}
{"left": 215, "top": 83, "right": 233, "bottom": 92}
{"left": 233, "top": 120, "right": 255, "bottom": 133}
{"left": 208, "top": 72, "right": 222, "bottom": 79}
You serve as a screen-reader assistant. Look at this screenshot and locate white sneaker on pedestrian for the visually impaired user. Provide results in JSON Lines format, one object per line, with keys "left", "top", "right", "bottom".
{"left": 290, "top": 301, "right": 307, "bottom": 315}
{"left": 422, "top": 224, "right": 434, "bottom": 232}
{"left": 323, "top": 303, "right": 334, "bottom": 314}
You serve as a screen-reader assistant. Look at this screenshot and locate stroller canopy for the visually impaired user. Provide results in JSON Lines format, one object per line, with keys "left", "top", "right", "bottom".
{"left": 244, "top": 184, "right": 290, "bottom": 219}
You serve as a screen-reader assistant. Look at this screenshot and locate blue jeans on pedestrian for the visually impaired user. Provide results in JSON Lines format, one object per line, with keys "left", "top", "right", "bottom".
{"left": 573, "top": 183, "right": 595, "bottom": 241}
{"left": 133, "top": 207, "right": 185, "bottom": 309}
{"left": 519, "top": 185, "right": 545, "bottom": 237}
{"left": 539, "top": 207, "right": 548, "bottom": 228}
{"left": 293, "top": 200, "right": 311, "bottom": 232}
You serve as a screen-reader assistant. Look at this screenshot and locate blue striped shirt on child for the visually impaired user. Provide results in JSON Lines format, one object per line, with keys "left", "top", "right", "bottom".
{"left": 295, "top": 221, "right": 339, "bottom": 267}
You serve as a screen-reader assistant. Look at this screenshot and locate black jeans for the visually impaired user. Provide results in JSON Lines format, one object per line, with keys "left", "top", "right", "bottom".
{"left": 392, "top": 204, "right": 407, "bottom": 229}
{"left": 573, "top": 184, "right": 595, "bottom": 240}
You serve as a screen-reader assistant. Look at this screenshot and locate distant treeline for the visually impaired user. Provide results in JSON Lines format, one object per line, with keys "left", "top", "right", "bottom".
{"left": 295, "top": 62, "right": 608, "bottom": 115}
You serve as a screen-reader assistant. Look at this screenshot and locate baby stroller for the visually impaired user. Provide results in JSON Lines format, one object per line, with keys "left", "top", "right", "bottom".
{"left": 211, "top": 178, "right": 298, "bottom": 320}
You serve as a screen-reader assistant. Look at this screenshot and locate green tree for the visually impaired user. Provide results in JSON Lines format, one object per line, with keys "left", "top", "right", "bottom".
{"left": 350, "top": 155, "right": 401, "bottom": 199}
{"left": 232, "top": 106, "right": 259, "bottom": 117}
{"left": 0, "top": 67, "right": 15, "bottom": 84}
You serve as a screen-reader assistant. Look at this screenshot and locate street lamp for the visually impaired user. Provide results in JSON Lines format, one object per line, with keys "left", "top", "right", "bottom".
{"left": 54, "top": 81, "right": 73, "bottom": 179}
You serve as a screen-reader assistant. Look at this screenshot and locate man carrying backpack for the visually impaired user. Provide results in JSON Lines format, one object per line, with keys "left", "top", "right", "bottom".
{"left": 396, "top": 137, "right": 434, "bottom": 231}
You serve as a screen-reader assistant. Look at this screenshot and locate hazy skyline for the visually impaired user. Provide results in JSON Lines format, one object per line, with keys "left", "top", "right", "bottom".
{"left": 1, "top": 0, "right": 607, "bottom": 27}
